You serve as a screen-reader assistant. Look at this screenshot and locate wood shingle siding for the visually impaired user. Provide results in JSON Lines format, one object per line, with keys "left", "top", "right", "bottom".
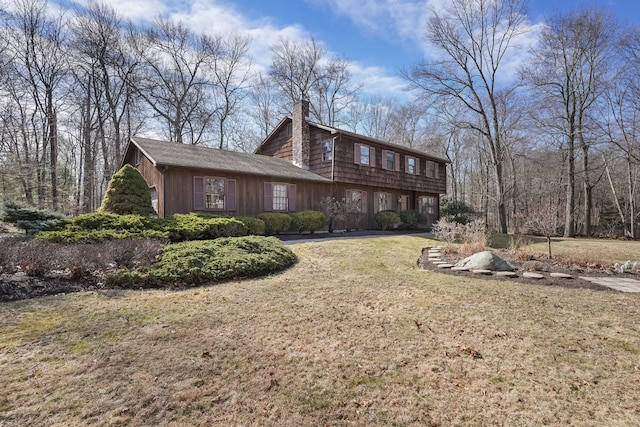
{"left": 123, "top": 100, "right": 447, "bottom": 229}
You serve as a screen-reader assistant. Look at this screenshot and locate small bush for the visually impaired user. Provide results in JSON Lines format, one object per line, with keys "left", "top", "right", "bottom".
{"left": 375, "top": 210, "right": 401, "bottom": 231}
{"left": 431, "top": 218, "right": 460, "bottom": 249}
{"left": 106, "top": 236, "right": 297, "bottom": 287}
{"left": 257, "top": 213, "right": 292, "bottom": 235}
{"left": 0, "top": 237, "right": 164, "bottom": 277}
{"left": 459, "top": 219, "right": 489, "bottom": 255}
{"left": 290, "top": 210, "right": 325, "bottom": 234}
{"left": 159, "top": 213, "right": 247, "bottom": 242}
{"left": 2, "top": 201, "right": 66, "bottom": 234}
{"left": 320, "top": 197, "right": 346, "bottom": 232}
{"left": 236, "top": 216, "right": 266, "bottom": 235}
{"left": 399, "top": 210, "right": 425, "bottom": 230}
{"left": 440, "top": 197, "right": 475, "bottom": 224}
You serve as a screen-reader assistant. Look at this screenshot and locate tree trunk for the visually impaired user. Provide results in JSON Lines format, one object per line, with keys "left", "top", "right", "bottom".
{"left": 564, "top": 138, "right": 576, "bottom": 237}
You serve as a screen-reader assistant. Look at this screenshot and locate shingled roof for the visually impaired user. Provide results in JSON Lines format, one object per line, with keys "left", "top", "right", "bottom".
{"left": 129, "top": 137, "right": 332, "bottom": 183}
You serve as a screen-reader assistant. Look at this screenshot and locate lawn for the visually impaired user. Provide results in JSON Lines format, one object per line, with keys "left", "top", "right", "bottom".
{"left": 1, "top": 235, "right": 639, "bottom": 426}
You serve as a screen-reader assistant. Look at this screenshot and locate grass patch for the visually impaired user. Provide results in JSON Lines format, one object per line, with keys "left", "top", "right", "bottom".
{"left": 1, "top": 235, "right": 639, "bottom": 426}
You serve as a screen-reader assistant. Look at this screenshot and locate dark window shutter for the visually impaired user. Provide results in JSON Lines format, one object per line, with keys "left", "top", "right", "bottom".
{"left": 193, "top": 176, "right": 204, "bottom": 210}
{"left": 416, "top": 158, "right": 421, "bottom": 175}
{"left": 369, "top": 147, "right": 375, "bottom": 166}
{"left": 395, "top": 153, "right": 400, "bottom": 171}
{"left": 226, "top": 179, "right": 236, "bottom": 211}
{"left": 288, "top": 184, "right": 297, "bottom": 212}
{"left": 381, "top": 150, "right": 388, "bottom": 170}
{"left": 374, "top": 192, "right": 379, "bottom": 213}
{"left": 354, "top": 143, "right": 361, "bottom": 164}
{"left": 264, "top": 182, "right": 273, "bottom": 211}
{"left": 361, "top": 191, "right": 368, "bottom": 214}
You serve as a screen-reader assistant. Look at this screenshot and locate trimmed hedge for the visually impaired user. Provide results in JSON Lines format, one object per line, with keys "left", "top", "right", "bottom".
{"left": 236, "top": 216, "right": 266, "bottom": 235}
{"left": 106, "top": 236, "right": 297, "bottom": 287}
{"left": 159, "top": 213, "right": 247, "bottom": 242}
{"left": 257, "top": 212, "right": 292, "bottom": 235}
{"left": 290, "top": 210, "right": 325, "bottom": 234}
{"left": 36, "top": 212, "right": 166, "bottom": 243}
{"left": 375, "top": 210, "right": 402, "bottom": 230}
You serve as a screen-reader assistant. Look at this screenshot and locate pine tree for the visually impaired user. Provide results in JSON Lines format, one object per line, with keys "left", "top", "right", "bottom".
{"left": 98, "top": 165, "right": 156, "bottom": 216}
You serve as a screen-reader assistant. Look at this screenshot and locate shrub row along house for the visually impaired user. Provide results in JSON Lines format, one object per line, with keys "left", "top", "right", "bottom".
{"left": 122, "top": 101, "right": 447, "bottom": 229}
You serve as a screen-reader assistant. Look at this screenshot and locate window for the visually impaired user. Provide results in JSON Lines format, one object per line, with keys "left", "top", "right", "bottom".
{"left": 134, "top": 149, "right": 141, "bottom": 166}
{"left": 354, "top": 143, "right": 375, "bottom": 166}
{"left": 386, "top": 152, "right": 394, "bottom": 169}
{"left": 382, "top": 150, "right": 399, "bottom": 171}
{"left": 150, "top": 187, "right": 158, "bottom": 213}
{"left": 406, "top": 156, "right": 417, "bottom": 175}
{"left": 193, "top": 176, "right": 236, "bottom": 211}
{"left": 322, "top": 139, "right": 333, "bottom": 162}
{"left": 375, "top": 192, "right": 391, "bottom": 213}
{"left": 346, "top": 189, "right": 367, "bottom": 213}
{"left": 419, "top": 196, "right": 438, "bottom": 215}
{"left": 206, "top": 178, "right": 225, "bottom": 209}
{"left": 264, "top": 182, "right": 297, "bottom": 212}
{"left": 360, "top": 145, "right": 370, "bottom": 165}
{"left": 426, "top": 161, "right": 438, "bottom": 178}
{"left": 272, "top": 183, "right": 288, "bottom": 211}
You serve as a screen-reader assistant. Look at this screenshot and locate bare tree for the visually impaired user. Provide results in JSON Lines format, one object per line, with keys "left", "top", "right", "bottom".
{"left": 211, "top": 33, "right": 251, "bottom": 149}
{"left": 3, "top": 0, "right": 69, "bottom": 210}
{"left": 404, "top": 0, "right": 529, "bottom": 233}
{"left": 69, "top": 1, "right": 143, "bottom": 211}
{"left": 269, "top": 38, "right": 358, "bottom": 126}
{"left": 525, "top": 201, "right": 564, "bottom": 259}
{"left": 600, "top": 26, "right": 640, "bottom": 238}
{"left": 130, "top": 17, "right": 221, "bottom": 145}
{"left": 522, "top": 7, "right": 617, "bottom": 237}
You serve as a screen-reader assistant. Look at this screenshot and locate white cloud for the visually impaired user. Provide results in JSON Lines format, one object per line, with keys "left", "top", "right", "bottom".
{"left": 349, "top": 62, "right": 409, "bottom": 99}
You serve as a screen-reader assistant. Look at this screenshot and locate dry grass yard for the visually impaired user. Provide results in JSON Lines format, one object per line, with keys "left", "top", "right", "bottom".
{"left": 1, "top": 235, "right": 639, "bottom": 426}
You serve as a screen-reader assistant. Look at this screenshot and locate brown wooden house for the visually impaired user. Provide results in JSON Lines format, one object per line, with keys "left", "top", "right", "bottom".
{"left": 122, "top": 100, "right": 447, "bottom": 228}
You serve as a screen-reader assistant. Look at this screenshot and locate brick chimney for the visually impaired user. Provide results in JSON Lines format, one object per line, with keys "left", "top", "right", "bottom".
{"left": 292, "top": 100, "right": 310, "bottom": 170}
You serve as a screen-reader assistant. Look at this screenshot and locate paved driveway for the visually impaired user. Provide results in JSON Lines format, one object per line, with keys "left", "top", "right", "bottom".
{"left": 579, "top": 277, "right": 640, "bottom": 293}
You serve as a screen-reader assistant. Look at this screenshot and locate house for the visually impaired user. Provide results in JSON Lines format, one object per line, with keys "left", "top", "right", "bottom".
{"left": 122, "top": 100, "right": 447, "bottom": 229}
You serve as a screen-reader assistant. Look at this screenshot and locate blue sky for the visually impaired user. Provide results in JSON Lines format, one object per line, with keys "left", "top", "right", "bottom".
{"left": 57, "top": 0, "right": 639, "bottom": 98}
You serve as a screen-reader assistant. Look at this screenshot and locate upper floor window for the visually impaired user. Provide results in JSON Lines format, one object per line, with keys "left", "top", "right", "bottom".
{"left": 264, "top": 182, "right": 297, "bottom": 212}
{"left": 193, "top": 176, "right": 237, "bottom": 211}
{"left": 426, "top": 161, "right": 438, "bottom": 178}
{"left": 406, "top": 156, "right": 417, "bottom": 175}
{"left": 382, "top": 150, "right": 400, "bottom": 171}
{"left": 354, "top": 143, "right": 374, "bottom": 166}
{"left": 322, "top": 139, "right": 333, "bottom": 162}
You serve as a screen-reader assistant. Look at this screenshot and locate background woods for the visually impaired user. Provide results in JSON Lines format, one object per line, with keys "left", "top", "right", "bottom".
{"left": 0, "top": 0, "right": 639, "bottom": 238}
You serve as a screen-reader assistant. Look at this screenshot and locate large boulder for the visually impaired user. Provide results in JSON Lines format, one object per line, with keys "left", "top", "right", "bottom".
{"left": 454, "top": 251, "right": 516, "bottom": 271}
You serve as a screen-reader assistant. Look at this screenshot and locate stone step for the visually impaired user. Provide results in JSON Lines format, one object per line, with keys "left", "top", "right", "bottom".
{"left": 496, "top": 271, "right": 518, "bottom": 278}
{"left": 550, "top": 272, "right": 573, "bottom": 279}
{"left": 523, "top": 272, "right": 544, "bottom": 279}
{"left": 436, "top": 263, "right": 454, "bottom": 269}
